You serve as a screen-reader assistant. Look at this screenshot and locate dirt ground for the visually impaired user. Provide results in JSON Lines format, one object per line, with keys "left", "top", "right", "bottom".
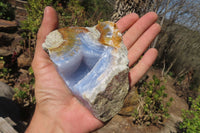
{"left": 93, "top": 68, "right": 188, "bottom": 133}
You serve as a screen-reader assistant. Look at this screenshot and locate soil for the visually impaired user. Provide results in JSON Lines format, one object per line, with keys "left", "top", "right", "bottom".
{"left": 93, "top": 68, "right": 189, "bottom": 133}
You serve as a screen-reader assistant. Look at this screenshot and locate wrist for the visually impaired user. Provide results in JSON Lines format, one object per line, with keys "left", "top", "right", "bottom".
{"left": 25, "top": 107, "right": 63, "bottom": 133}
{"left": 26, "top": 98, "right": 103, "bottom": 133}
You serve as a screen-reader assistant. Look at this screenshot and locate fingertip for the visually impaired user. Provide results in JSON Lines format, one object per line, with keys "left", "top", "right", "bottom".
{"left": 37, "top": 6, "right": 58, "bottom": 44}
{"left": 42, "top": 6, "right": 58, "bottom": 30}
{"left": 116, "top": 13, "right": 139, "bottom": 33}
{"left": 150, "top": 48, "right": 158, "bottom": 53}
{"left": 44, "top": 6, "right": 51, "bottom": 16}
{"left": 145, "top": 12, "right": 158, "bottom": 21}
{"left": 44, "top": 6, "right": 57, "bottom": 17}
{"left": 154, "top": 23, "right": 161, "bottom": 32}
{"left": 148, "top": 12, "right": 158, "bottom": 17}
{"left": 139, "top": 48, "right": 158, "bottom": 69}
{"left": 148, "top": 47, "right": 158, "bottom": 55}
{"left": 146, "top": 48, "right": 158, "bottom": 62}
{"left": 131, "top": 13, "right": 139, "bottom": 20}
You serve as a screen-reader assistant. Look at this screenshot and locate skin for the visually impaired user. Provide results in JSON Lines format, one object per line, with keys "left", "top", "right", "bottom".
{"left": 26, "top": 6, "right": 161, "bottom": 133}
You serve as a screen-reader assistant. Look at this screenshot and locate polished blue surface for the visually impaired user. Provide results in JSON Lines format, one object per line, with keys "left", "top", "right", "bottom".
{"left": 50, "top": 32, "right": 114, "bottom": 97}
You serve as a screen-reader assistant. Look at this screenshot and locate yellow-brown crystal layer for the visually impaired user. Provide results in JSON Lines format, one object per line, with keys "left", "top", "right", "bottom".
{"left": 96, "top": 21, "right": 122, "bottom": 48}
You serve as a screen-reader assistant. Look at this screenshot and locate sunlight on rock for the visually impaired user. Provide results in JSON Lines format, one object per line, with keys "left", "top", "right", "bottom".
{"left": 42, "top": 21, "right": 129, "bottom": 121}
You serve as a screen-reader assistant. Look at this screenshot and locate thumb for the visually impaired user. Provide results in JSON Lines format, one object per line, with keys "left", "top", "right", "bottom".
{"left": 37, "top": 6, "right": 58, "bottom": 46}
{"left": 32, "top": 6, "right": 58, "bottom": 70}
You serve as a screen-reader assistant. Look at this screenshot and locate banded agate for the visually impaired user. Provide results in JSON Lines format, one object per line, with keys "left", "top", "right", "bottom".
{"left": 42, "top": 21, "right": 129, "bottom": 121}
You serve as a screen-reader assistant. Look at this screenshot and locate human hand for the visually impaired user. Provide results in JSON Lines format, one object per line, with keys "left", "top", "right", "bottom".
{"left": 26, "top": 6, "right": 160, "bottom": 133}
{"left": 116, "top": 12, "right": 160, "bottom": 86}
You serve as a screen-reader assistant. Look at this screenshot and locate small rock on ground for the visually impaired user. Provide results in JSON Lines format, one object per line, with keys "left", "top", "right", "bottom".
{"left": 0, "top": 81, "right": 14, "bottom": 99}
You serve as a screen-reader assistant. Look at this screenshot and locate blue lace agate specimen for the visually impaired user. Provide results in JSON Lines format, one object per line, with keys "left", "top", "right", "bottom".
{"left": 42, "top": 21, "right": 129, "bottom": 121}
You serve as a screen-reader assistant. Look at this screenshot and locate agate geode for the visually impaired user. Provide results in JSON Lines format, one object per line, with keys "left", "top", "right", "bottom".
{"left": 42, "top": 21, "right": 129, "bottom": 122}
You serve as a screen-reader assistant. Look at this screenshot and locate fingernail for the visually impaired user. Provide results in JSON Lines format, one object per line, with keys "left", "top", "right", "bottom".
{"left": 44, "top": 6, "right": 50, "bottom": 16}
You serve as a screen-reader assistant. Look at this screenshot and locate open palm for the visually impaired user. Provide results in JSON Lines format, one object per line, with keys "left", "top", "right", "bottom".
{"left": 26, "top": 7, "right": 160, "bottom": 133}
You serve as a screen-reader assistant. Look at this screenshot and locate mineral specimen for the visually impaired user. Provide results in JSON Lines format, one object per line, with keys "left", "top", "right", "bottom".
{"left": 42, "top": 21, "right": 129, "bottom": 122}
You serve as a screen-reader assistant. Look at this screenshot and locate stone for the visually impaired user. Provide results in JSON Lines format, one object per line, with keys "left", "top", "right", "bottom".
{"left": 0, "top": 117, "right": 18, "bottom": 133}
{"left": 0, "top": 49, "right": 13, "bottom": 57}
{"left": 43, "top": 21, "right": 129, "bottom": 122}
{"left": 0, "top": 19, "right": 18, "bottom": 33}
{"left": 0, "top": 97, "right": 21, "bottom": 131}
{"left": 119, "top": 86, "right": 139, "bottom": 116}
{"left": 0, "top": 32, "right": 23, "bottom": 56}
{"left": 0, "top": 81, "right": 27, "bottom": 132}
{"left": 0, "top": 60, "right": 4, "bottom": 69}
{"left": 0, "top": 81, "right": 14, "bottom": 99}
{"left": 0, "top": 32, "right": 14, "bottom": 56}
{"left": 0, "top": 32, "right": 14, "bottom": 46}
{"left": 17, "top": 53, "right": 32, "bottom": 68}
{"left": 10, "top": 35, "right": 24, "bottom": 54}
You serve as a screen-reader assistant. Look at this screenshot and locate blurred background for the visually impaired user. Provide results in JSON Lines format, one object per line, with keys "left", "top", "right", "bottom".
{"left": 0, "top": 0, "right": 199, "bottom": 132}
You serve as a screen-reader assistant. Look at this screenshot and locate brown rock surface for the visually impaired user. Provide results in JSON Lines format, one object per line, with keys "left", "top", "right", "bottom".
{"left": 119, "top": 86, "right": 139, "bottom": 116}
{"left": 0, "top": 19, "right": 18, "bottom": 33}
{"left": 0, "top": 32, "right": 15, "bottom": 46}
{"left": 0, "top": 32, "right": 23, "bottom": 56}
{"left": 93, "top": 115, "right": 159, "bottom": 133}
{"left": 0, "top": 61, "right": 4, "bottom": 69}
{"left": 0, "top": 81, "right": 14, "bottom": 99}
{"left": 17, "top": 54, "right": 32, "bottom": 68}
{"left": 94, "top": 68, "right": 188, "bottom": 133}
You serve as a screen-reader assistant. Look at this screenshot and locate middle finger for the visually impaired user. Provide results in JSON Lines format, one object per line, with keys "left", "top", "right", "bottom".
{"left": 123, "top": 12, "right": 158, "bottom": 49}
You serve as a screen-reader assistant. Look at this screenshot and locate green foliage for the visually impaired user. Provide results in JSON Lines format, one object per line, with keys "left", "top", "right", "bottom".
{"left": 0, "top": 0, "right": 15, "bottom": 20}
{"left": 28, "top": 66, "right": 35, "bottom": 85}
{"left": 28, "top": 66, "right": 34, "bottom": 76}
{"left": 21, "top": 0, "right": 83, "bottom": 35}
{"left": 0, "top": 57, "right": 5, "bottom": 71}
{"left": 20, "top": 0, "right": 113, "bottom": 57}
{"left": 0, "top": 57, "right": 12, "bottom": 80}
{"left": 57, "top": 0, "right": 112, "bottom": 27}
{"left": 168, "top": 71, "right": 175, "bottom": 77}
{"left": 0, "top": 68, "right": 12, "bottom": 79}
{"left": 179, "top": 96, "right": 200, "bottom": 133}
{"left": 21, "top": 0, "right": 59, "bottom": 57}
{"left": 57, "top": 0, "right": 86, "bottom": 27}
{"left": 21, "top": 0, "right": 56, "bottom": 35}
{"left": 13, "top": 85, "right": 35, "bottom": 106}
{"left": 132, "top": 75, "right": 173, "bottom": 125}
{"left": 21, "top": 0, "right": 113, "bottom": 35}
{"left": 82, "top": 0, "right": 113, "bottom": 23}
{"left": 13, "top": 66, "right": 35, "bottom": 107}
